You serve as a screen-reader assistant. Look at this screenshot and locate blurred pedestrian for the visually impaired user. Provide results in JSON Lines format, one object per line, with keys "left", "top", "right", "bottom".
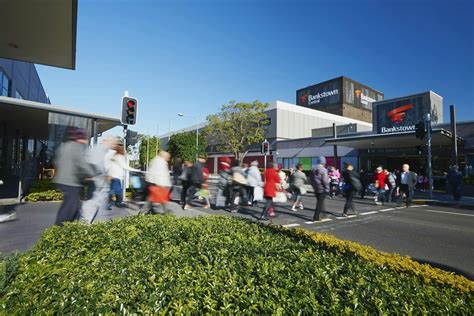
{"left": 147, "top": 151, "right": 172, "bottom": 214}
{"left": 180, "top": 160, "right": 192, "bottom": 206}
{"left": 230, "top": 160, "right": 247, "bottom": 213}
{"left": 328, "top": 166, "right": 340, "bottom": 198}
{"left": 246, "top": 160, "right": 262, "bottom": 206}
{"left": 310, "top": 156, "right": 330, "bottom": 222}
{"left": 446, "top": 165, "right": 463, "bottom": 201}
{"left": 372, "top": 166, "right": 388, "bottom": 205}
{"left": 341, "top": 163, "right": 361, "bottom": 216}
{"left": 397, "top": 164, "right": 417, "bottom": 207}
{"left": 198, "top": 165, "right": 211, "bottom": 209}
{"left": 80, "top": 136, "right": 118, "bottom": 224}
{"left": 259, "top": 162, "right": 281, "bottom": 220}
{"left": 53, "top": 128, "right": 95, "bottom": 226}
{"left": 291, "top": 163, "right": 307, "bottom": 211}
{"left": 359, "top": 168, "right": 368, "bottom": 199}
{"left": 384, "top": 168, "right": 396, "bottom": 202}
{"left": 216, "top": 158, "right": 232, "bottom": 209}
{"left": 183, "top": 157, "right": 205, "bottom": 210}
{"left": 107, "top": 143, "right": 139, "bottom": 209}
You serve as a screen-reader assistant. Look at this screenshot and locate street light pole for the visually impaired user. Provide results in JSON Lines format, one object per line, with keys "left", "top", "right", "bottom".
{"left": 425, "top": 113, "right": 433, "bottom": 199}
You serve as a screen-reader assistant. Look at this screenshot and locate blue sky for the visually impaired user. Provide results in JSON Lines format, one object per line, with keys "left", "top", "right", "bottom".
{"left": 37, "top": 0, "right": 474, "bottom": 136}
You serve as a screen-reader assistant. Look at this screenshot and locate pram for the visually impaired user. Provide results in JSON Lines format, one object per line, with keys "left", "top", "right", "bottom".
{"left": 127, "top": 171, "right": 150, "bottom": 214}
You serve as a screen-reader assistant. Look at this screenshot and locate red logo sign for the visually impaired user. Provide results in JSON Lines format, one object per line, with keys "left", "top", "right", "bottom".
{"left": 387, "top": 104, "right": 414, "bottom": 124}
{"left": 299, "top": 93, "right": 309, "bottom": 105}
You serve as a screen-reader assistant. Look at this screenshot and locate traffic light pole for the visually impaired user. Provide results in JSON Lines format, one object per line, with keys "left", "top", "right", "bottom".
{"left": 425, "top": 114, "right": 433, "bottom": 199}
{"left": 123, "top": 124, "right": 128, "bottom": 202}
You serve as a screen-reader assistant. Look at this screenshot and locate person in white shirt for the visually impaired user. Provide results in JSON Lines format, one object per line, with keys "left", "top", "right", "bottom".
{"left": 107, "top": 143, "right": 139, "bottom": 209}
{"left": 146, "top": 151, "right": 172, "bottom": 213}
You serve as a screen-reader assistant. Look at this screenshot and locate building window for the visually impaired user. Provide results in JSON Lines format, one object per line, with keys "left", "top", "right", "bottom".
{"left": 15, "top": 90, "right": 24, "bottom": 99}
{"left": 0, "top": 70, "right": 11, "bottom": 97}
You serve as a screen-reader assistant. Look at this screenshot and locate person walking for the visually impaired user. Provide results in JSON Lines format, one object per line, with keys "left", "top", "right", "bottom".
{"left": 446, "top": 165, "right": 463, "bottom": 201}
{"left": 229, "top": 160, "right": 247, "bottom": 213}
{"left": 359, "top": 168, "right": 368, "bottom": 199}
{"left": 180, "top": 160, "right": 192, "bottom": 206}
{"left": 246, "top": 160, "right": 262, "bottom": 206}
{"left": 215, "top": 158, "right": 232, "bottom": 209}
{"left": 198, "top": 165, "right": 212, "bottom": 209}
{"left": 183, "top": 157, "right": 205, "bottom": 210}
{"left": 310, "top": 156, "right": 330, "bottom": 222}
{"left": 372, "top": 166, "right": 388, "bottom": 205}
{"left": 259, "top": 163, "right": 281, "bottom": 220}
{"left": 107, "top": 143, "right": 139, "bottom": 209}
{"left": 341, "top": 163, "right": 361, "bottom": 216}
{"left": 291, "top": 163, "right": 307, "bottom": 211}
{"left": 384, "top": 168, "right": 396, "bottom": 202}
{"left": 53, "top": 128, "right": 95, "bottom": 226}
{"left": 397, "top": 164, "right": 417, "bottom": 207}
{"left": 80, "top": 136, "right": 118, "bottom": 224}
{"left": 147, "top": 151, "right": 172, "bottom": 214}
{"left": 328, "top": 166, "right": 340, "bottom": 198}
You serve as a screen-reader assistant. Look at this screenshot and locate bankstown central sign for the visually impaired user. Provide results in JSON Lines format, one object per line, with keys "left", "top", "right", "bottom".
{"left": 380, "top": 125, "right": 415, "bottom": 134}
{"left": 307, "top": 89, "right": 339, "bottom": 105}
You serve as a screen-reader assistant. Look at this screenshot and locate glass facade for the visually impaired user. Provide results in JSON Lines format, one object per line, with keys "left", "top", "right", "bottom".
{"left": 0, "top": 70, "right": 11, "bottom": 97}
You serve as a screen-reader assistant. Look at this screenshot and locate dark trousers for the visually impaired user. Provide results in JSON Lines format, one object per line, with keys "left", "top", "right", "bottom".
{"left": 314, "top": 192, "right": 326, "bottom": 221}
{"left": 109, "top": 178, "right": 123, "bottom": 206}
{"left": 260, "top": 197, "right": 273, "bottom": 219}
{"left": 180, "top": 182, "right": 189, "bottom": 205}
{"left": 400, "top": 184, "right": 414, "bottom": 206}
{"left": 247, "top": 186, "right": 255, "bottom": 204}
{"left": 55, "top": 184, "right": 82, "bottom": 226}
{"left": 343, "top": 190, "right": 356, "bottom": 214}
{"left": 185, "top": 183, "right": 200, "bottom": 206}
{"left": 360, "top": 183, "right": 367, "bottom": 199}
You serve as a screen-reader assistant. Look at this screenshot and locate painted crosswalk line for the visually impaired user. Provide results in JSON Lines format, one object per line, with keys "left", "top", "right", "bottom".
{"left": 360, "top": 211, "right": 379, "bottom": 216}
{"left": 282, "top": 223, "right": 301, "bottom": 227}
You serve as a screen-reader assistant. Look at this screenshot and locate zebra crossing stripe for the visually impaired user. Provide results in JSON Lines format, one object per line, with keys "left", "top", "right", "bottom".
{"left": 360, "top": 211, "right": 378, "bottom": 215}
{"left": 282, "top": 223, "right": 301, "bottom": 228}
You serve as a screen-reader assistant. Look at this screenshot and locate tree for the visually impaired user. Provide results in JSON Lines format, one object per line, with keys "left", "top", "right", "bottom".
{"left": 168, "top": 131, "right": 206, "bottom": 162}
{"left": 138, "top": 135, "right": 160, "bottom": 170}
{"left": 205, "top": 100, "right": 269, "bottom": 161}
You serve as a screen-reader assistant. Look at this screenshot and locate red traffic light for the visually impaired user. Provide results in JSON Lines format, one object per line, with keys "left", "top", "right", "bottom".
{"left": 127, "top": 100, "right": 135, "bottom": 107}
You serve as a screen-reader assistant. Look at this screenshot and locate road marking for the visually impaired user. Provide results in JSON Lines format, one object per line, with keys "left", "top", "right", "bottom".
{"left": 282, "top": 223, "right": 301, "bottom": 227}
{"left": 360, "top": 211, "right": 378, "bottom": 216}
{"left": 305, "top": 218, "right": 332, "bottom": 224}
{"left": 336, "top": 215, "right": 357, "bottom": 219}
{"left": 379, "top": 208, "right": 394, "bottom": 212}
{"left": 420, "top": 209, "right": 474, "bottom": 217}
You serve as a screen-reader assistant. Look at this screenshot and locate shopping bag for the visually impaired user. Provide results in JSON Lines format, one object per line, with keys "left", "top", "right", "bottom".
{"left": 253, "top": 186, "right": 264, "bottom": 202}
{"left": 148, "top": 185, "right": 170, "bottom": 204}
{"left": 273, "top": 191, "right": 287, "bottom": 203}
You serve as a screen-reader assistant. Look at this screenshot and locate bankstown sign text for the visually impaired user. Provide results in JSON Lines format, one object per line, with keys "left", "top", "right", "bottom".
{"left": 307, "top": 89, "right": 339, "bottom": 105}
{"left": 381, "top": 125, "right": 415, "bottom": 134}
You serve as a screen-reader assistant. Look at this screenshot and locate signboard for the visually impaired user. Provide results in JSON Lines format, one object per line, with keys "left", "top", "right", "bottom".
{"left": 375, "top": 93, "right": 442, "bottom": 134}
{"left": 296, "top": 78, "right": 342, "bottom": 108}
{"left": 343, "top": 78, "right": 383, "bottom": 110}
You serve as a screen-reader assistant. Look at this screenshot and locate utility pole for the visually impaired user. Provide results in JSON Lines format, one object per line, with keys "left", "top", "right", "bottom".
{"left": 425, "top": 113, "right": 433, "bottom": 199}
{"left": 450, "top": 105, "right": 458, "bottom": 166}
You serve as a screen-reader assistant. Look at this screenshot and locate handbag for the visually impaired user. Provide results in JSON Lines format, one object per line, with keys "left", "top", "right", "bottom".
{"left": 273, "top": 191, "right": 287, "bottom": 203}
{"left": 148, "top": 185, "right": 170, "bottom": 204}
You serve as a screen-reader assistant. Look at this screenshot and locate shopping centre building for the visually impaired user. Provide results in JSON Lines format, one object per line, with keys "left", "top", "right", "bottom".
{"left": 162, "top": 77, "right": 473, "bottom": 178}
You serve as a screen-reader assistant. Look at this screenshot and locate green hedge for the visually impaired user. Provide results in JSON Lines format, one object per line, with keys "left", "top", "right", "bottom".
{"left": 28, "top": 179, "right": 57, "bottom": 193}
{"left": 25, "top": 179, "right": 63, "bottom": 202}
{"left": 0, "top": 252, "right": 20, "bottom": 297}
{"left": 1, "top": 216, "right": 472, "bottom": 314}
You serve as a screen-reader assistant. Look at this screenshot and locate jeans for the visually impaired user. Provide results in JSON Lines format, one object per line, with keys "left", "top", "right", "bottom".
{"left": 55, "top": 184, "right": 82, "bottom": 226}
{"left": 314, "top": 192, "right": 326, "bottom": 221}
{"left": 186, "top": 183, "right": 200, "bottom": 206}
{"left": 292, "top": 187, "right": 302, "bottom": 202}
{"left": 376, "top": 189, "right": 386, "bottom": 203}
{"left": 109, "top": 178, "right": 123, "bottom": 206}
{"left": 343, "top": 190, "right": 356, "bottom": 214}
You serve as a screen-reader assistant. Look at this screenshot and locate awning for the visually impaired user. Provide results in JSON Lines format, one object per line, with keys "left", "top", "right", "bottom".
{"left": 0, "top": 96, "right": 121, "bottom": 139}
{"left": 0, "top": 0, "right": 77, "bottom": 69}
{"left": 324, "top": 129, "right": 463, "bottom": 149}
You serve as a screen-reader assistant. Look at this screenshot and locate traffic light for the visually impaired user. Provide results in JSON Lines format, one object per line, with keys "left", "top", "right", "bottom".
{"left": 126, "top": 130, "right": 139, "bottom": 147}
{"left": 121, "top": 96, "right": 138, "bottom": 125}
{"left": 261, "top": 140, "right": 270, "bottom": 155}
{"left": 415, "top": 121, "right": 425, "bottom": 140}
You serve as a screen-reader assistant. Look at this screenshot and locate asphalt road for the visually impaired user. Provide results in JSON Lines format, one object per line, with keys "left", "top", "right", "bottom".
{"left": 176, "top": 184, "right": 474, "bottom": 279}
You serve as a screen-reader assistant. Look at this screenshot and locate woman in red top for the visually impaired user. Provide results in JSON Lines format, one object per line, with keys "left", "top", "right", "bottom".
{"left": 259, "top": 163, "right": 281, "bottom": 220}
{"left": 372, "top": 166, "right": 388, "bottom": 205}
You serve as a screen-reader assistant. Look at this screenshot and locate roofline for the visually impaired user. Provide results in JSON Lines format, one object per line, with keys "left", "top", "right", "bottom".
{"left": 374, "top": 91, "right": 443, "bottom": 105}
{"left": 296, "top": 76, "right": 384, "bottom": 95}
{"left": 295, "top": 76, "right": 343, "bottom": 92}
{"left": 0, "top": 96, "right": 121, "bottom": 123}
{"left": 340, "top": 76, "right": 384, "bottom": 94}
